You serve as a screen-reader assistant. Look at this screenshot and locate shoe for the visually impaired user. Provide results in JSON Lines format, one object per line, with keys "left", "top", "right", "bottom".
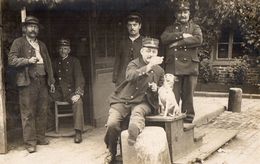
{"left": 74, "top": 130, "right": 82, "bottom": 143}
{"left": 184, "top": 115, "right": 194, "bottom": 123}
{"left": 37, "top": 139, "right": 49, "bottom": 145}
{"left": 104, "top": 150, "right": 115, "bottom": 164}
{"left": 26, "top": 146, "right": 36, "bottom": 153}
{"left": 127, "top": 124, "right": 139, "bottom": 146}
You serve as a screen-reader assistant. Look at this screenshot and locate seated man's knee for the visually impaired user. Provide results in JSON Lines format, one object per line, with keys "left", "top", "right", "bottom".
{"left": 106, "top": 121, "right": 121, "bottom": 132}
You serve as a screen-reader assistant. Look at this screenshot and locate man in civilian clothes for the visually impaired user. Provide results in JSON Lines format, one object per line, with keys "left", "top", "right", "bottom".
{"left": 113, "top": 12, "right": 144, "bottom": 86}
{"left": 51, "top": 39, "right": 85, "bottom": 143}
{"left": 161, "top": 0, "right": 203, "bottom": 123}
{"left": 104, "top": 37, "right": 164, "bottom": 164}
{"left": 8, "top": 16, "right": 55, "bottom": 153}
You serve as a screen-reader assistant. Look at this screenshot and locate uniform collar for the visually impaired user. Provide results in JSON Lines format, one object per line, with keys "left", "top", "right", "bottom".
{"left": 129, "top": 34, "right": 140, "bottom": 42}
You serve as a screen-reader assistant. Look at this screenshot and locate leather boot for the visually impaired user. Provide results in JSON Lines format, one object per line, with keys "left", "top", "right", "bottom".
{"left": 74, "top": 130, "right": 82, "bottom": 143}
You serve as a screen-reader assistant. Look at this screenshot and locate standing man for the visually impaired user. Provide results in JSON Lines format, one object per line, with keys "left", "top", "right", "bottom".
{"left": 104, "top": 38, "right": 164, "bottom": 164}
{"left": 113, "top": 12, "right": 144, "bottom": 86}
{"left": 8, "top": 16, "right": 55, "bottom": 153}
{"left": 51, "top": 39, "right": 85, "bottom": 143}
{"left": 161, "top": 0, "right": 203, "bottom": 123}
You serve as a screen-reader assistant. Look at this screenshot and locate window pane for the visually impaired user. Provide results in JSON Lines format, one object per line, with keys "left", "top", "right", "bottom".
{"left": 232, "top": 43, "right": 243, "bottom": 58}
{"left": 219, "top": 27, "right": 230, "bottom": 42}
{"left": 218, "top": 44, "right": 229, "bottom": 58}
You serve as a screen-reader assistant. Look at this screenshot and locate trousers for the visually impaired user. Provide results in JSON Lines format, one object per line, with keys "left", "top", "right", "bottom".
{"left": 19, "top": 77, "right": 49, "bottom": 146}
{"left": 104, "top": 102, "right": 151, "bottom": 156}
{"left": 173, "top": 75, "right": 197, "bottom": 119}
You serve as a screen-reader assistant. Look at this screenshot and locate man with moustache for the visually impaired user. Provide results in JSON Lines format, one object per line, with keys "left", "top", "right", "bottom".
{"left": 51, "top": 39, "right": 85, "bottom": 143}
{"left": 104, "top": 37, "right": 164, "bottom": 164}
{"left": 161, "top": 0, "right": 203, "bottom": 123}
{"left": 8, "top": 16, "right": 55, "bottom": 153}
{"left": 113, "top": 12, "right": 144, "bottom": 86}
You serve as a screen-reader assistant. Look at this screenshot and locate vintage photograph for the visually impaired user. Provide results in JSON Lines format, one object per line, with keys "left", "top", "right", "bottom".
{"left": 0, "top": 0, "right": 259, "bottom": 163}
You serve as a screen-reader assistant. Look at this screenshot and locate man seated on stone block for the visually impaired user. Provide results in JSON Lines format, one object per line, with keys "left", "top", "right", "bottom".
{"left": 50, "top": 39, "right": 85, "bottom": 143}
{"left": 104, "top": 37, "right": 165, "bottom": 164}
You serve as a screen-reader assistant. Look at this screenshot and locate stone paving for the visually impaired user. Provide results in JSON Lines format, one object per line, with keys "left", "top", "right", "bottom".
{"left": 201, "top": 98, "right": 260, "bottom": 164}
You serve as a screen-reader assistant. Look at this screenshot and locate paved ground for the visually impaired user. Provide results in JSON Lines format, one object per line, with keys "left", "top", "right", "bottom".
{"left": 0, "top": 96, "right": 260, "bottom": 164}
{"left": 202, "top": 98, "right": 260, "bottom": 164}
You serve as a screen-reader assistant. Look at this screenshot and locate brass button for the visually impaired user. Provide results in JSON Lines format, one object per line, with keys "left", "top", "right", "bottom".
{"left": 175, "top": 26, "right": 178, "bottom": 29}
{"left": 184, "top": 49, "right": 187, "bottom": 51}
{"left": 130, "top": 96, "right": 134, "bottom": 99}
{"left": 59, "top": 77, "right": 61, "bottom": 80}
{"left": 175, "top": 58, "right": 178, "bottom": 60}
{"left": 136, "top": 87, "right": 139, "bottom": 90}
{"left": 174, "top": 49, "right": 177, "bottom": 51}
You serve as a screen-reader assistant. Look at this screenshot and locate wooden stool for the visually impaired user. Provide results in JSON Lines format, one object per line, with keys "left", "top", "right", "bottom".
{"left": 54, "top": 101, "right": 73, "bottom": 133}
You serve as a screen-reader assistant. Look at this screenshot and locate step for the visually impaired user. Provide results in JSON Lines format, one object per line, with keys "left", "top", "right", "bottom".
{"left": 174, "top": 128, "right": 239, "bottom": 163}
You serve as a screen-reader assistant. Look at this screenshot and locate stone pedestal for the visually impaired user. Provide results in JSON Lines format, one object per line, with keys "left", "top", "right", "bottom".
{"left": 121, "top": 126, "right": 171, "bottom": 164}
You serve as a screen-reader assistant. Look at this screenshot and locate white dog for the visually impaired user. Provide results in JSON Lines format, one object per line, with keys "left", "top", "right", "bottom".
{"left": 158, "top": 73, "right": 181, "bottom": 117}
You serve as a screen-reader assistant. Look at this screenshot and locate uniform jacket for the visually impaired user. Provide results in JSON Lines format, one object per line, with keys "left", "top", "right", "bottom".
{"left": 8, "top": 36, "right": 55, "bottom": 87}
{"left": 113, "top": 36, "right": 143, "bottom": 86}
{"left": 53, "top": 55, "right": 85, "bottom": 99}
{"left": 161, "top": 20, "right": 203, "bottom": 75}
{"left": 109, "top": 57, "right": 165, "bottom": 114}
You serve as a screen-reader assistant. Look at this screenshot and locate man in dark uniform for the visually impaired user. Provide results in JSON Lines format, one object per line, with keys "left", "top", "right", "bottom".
{"left": 113, "top": 12, "right": 144, "bottom": 86}
{"left": 161, "top": 0, "right": 203, "bottom": 123}
{"left": 8, "top": 16, "right": 55, "bottom": 153}
{"left": 104, "top": 38, "right": 164, "bottom": 164}
{"left": 51, "top": 39, "right": 85, "bottom": 143}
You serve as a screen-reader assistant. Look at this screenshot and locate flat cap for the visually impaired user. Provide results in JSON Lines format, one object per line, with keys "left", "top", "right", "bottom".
{"left": 142, "top": 37, "right": 159, "bottom": 49}
{"left": 127, "top": 12, "right": 142, "bottom": 22}
{"left": 22, "top": 16, "right": 41, "bottom": 26}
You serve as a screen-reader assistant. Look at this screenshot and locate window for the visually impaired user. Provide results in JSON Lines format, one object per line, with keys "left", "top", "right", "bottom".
{"left": 217, "top": 25, "right": 244, "bottom": 59}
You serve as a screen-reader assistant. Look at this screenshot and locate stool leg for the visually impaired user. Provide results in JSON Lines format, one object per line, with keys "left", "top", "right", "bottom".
{"left": 55, "top": 103, "right": 59, "bottom": 133}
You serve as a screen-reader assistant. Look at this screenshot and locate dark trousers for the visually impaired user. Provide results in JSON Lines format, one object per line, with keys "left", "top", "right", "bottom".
{"left": 104, "top": 103, "right": 151, "bottom": 156}
{"left": 19, "top": 77, "right": 49, "bottom": 147}
{"left": 50, "top": 90, "right": 84, "bottom": 131}
{"left": 173, "top": 75, "right": 197, "bottom": 119}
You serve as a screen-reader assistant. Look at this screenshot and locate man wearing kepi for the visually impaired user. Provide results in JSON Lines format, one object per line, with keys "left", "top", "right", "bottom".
{"left": 51, "top": 39, "right": 85, "bottom": 143}
{"left": 161, "top": 0, "right": 203, "bottom": 123}
{"left": 8, "top": 16, "right": 55, "bottom": 153}
{"left": 104, "top": 38, "right": 164, "bottom": 164}
{"left": 113, "top": 12, "right": 144, "bottom": 86}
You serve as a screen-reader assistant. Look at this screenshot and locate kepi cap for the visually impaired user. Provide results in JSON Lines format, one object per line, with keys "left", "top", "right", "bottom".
{"left": 142, "top": 37, "right": 159, "bottom": 49}
{"left": 58, "top": 39, "right": 70, "bottom": 47}
{"left": 176, "top": 0, "right": 190, "bottom": 11}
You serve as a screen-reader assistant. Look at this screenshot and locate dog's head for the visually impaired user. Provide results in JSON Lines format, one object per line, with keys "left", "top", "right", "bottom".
{"left": 163, "top": 73, "right": 175, "bottom": 87}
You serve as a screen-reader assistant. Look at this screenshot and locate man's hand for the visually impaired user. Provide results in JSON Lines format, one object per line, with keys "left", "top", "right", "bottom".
{"left": 71, "top": 94, "right": 81, "bottom": 104}
{"left": 28, "top": 57, "right": 39, "bottom": 64}
{"left": 50, "top": 84, "right": 55, "bottom": 93}
{"left": 183, "top": 33, "right": 193, "bottom": 38}
{"left": 148, "top": 82, "right": 158, "bottom": 92}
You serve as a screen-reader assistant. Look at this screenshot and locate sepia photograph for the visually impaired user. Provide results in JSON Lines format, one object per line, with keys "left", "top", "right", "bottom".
{"left": 0, "top": 0, "right": 259, "bottom": 163}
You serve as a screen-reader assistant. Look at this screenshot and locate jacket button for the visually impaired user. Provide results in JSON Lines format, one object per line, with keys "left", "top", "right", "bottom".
{"left": 184, "top": 49, "right": 187, "bottom": 51}
{"left": 175, "top": 26, "right": 178, "bottom": 29}
{"left": 175, "top": 58, "right": 178, "bottom": 60}
{"left": 59, "top": 77, "right": 61, "bottom": 80}
{"left": 67, "top": 62, "right": 69, "bottom": 64}
{"left": 59, "top": 62, "right": 61, "bottom": 64}
{"left": 174, "top": 49, "right": 177, "bottom": 51}
{"left": 151, "top": 71, "right": 154, "bottom": 73}
{"left": 125, "top": 102, "right": 128, "bottom": 105}
{"left": 185, "top": 26, "right": 188, "bottom": 28}
{"left": 130, "top": 96, "right": 134, "bottom": 99}
{"left": 58, "top": 70, "right": 61, "bottom": 73}
{"left": 68, "top": 89, "right": 71, "bottom": 91}
{"left": 66, "top": 69, "right": 68, "bottom": 71}
{"left": 136, "top": 87, "right": 138, "bottom": 90}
